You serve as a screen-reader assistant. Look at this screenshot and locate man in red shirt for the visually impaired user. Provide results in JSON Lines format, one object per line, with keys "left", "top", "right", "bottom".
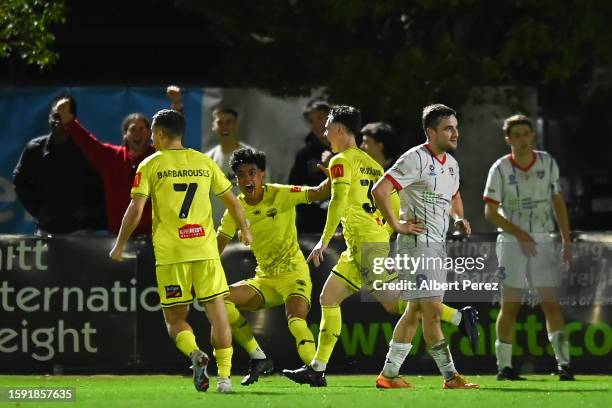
{"left": 55, "top": 87, "right": 183, "bottom": 235}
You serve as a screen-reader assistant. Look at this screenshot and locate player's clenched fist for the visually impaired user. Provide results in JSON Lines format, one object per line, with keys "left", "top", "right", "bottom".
{"left": 55, "top": 98, "right": 74, "bottom": 123}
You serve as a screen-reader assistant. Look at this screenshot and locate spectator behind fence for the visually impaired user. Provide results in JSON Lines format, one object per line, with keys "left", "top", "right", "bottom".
{"left": 360, "top": 122, "right": 399, "bottom": 170}
{"left": 13, "top": 94, "right": 107, "bottom": 234}
{"left": 206, "top": 107, "right": 256, "bottom": 226}
{"left": 288, "top": 99, "right": 332, "bottom": 233}
{"left": 53, "top": 88, "right": 181, "bottom": 235}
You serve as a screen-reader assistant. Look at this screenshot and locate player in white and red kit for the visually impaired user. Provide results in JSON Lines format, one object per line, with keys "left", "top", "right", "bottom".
{"left": 483, "top": 114, "right": 574, "bottom": 381}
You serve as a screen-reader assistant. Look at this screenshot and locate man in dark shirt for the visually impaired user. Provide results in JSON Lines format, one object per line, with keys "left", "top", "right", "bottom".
{"left": 13, "top": 95, "right": 107, "bottom": 234}
{"left": 288, "top": 100, "right": 332, "bottom": 233}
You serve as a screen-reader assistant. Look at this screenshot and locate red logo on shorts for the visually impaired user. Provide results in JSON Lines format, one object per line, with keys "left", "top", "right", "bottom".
{"left": 290, "top": 186, "right": 302, "bottom": 192}
{"left": 331, "top": 164, "right": 344, "bottom": 178}
{"left": 132, "top": 172, "right": 141, "bottom": 187}
{"left": 178, "top": 224, "right": 205, "bottom": 239}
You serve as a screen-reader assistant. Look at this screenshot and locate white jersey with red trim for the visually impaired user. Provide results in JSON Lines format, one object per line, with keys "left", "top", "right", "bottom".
{"left": 483, "top": 150, "right": 560, "bottom": 234}
{"left": 384, "top": 143, "right": 460, "bottom": 246}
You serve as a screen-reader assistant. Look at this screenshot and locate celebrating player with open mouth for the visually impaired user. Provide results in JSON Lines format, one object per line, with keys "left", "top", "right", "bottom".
{"left": 216, "top": 148, "right": 330, "bottom": 385}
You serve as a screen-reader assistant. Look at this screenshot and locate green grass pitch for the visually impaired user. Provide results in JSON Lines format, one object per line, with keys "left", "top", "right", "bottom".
{"left": 0, "top": 374, "right": 610, "bottom": 408}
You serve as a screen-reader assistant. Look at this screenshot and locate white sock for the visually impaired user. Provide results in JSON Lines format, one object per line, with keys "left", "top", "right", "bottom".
{"left": 428, "top": 339, "right": 456, "bottom": 381}
{"left": 249, "top": 347, "right": 266, "bottom": 360}
{"left": 548, "top": 331, "right": 570, "bottom": 367}
{"left": 382, "top": 340, "right": 412, "bottom": 378}
{"left": 311, "top": 359, "right": 327, "bottom": 372}
{"left": 495, "top": 340, "right": 513, "bottom": 370}
{"left": 451, "top": 311, "right": 462, "bottom": 326}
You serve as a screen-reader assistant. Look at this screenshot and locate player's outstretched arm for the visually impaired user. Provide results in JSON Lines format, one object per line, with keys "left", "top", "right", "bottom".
{"left": 484, "top": 201, "right": 536, "bottom": 256}
{"left": 551, "top": 193, "right": 572, "bottom": 266}
{"left": 110, "top": 196, "right": 147, "bottom": 261}
{"left": 451, "top": 192, "right": 471, "bottom": 236}
{"left": 372, "top": 178, "right": 425, "bottom": 236}
{"left": 219, "top": 190, "right": 252, "bottom": 246}
{"left": 307, "top": 178, "right": 331, "bottom": 202}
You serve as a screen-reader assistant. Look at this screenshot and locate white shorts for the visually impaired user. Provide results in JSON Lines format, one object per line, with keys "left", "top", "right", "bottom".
{"left": 398, "top": 244, "right": 447, "bottom": 301}
{"left": 495, "top": 233, "right": 560, "bottom": 289}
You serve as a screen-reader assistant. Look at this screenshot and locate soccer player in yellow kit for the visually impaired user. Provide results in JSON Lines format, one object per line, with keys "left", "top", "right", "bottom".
{"left": 282, "top": 105, "right": 424, "bottom": 386}
{"left": 216, "top": 148, "right": 331, "bottom": 386}
{"left": 110, "top": 109, "right": 252, "bottom": 393}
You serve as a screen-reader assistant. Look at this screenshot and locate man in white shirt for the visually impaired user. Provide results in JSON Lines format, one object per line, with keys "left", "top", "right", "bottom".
{"left": 206, "top": 108, "right": 255, "bottom": 225}
{"left": 372, "top": 104, "right": 478, "bottom": 390}
{"left": 483, "top": 114, "right": 574, "bottom": 381}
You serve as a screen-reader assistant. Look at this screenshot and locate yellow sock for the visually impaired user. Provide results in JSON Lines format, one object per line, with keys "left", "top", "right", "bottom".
{"left": 225, "top": 301, "right": 263, "bottom": 357}
{"left": 441, "top": 304, "right": 458, "bottom": 324}
{"left": 175, "top": 330, "right": 199, "bottom": 357}
{"left": 213, "top": 347, "right": 233, "bottom": 378}
{"left": 288, "top": 317, "right": 316, "bottom": 365}
{"left": 313, "top": 306, "right": 341, "bottom": 364}
{"left": 397, "top": 300, "right": 408, "bottom": 314}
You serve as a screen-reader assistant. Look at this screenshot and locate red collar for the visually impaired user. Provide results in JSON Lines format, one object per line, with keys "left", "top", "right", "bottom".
{"left": 424, "top": 144, "right": 447, "bottom": 165}
{"left": 508, "top": 151, "right": 537, "bottom": 172}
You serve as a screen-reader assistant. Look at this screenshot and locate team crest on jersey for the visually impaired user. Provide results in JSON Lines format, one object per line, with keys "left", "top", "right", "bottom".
{"left": 448, "top": 167, "right": 454, "bottom": 176}
{"left": 254, "top": 210, "right": 261, "bottom": 215}
{"left": 428, "top": 164, "right": 436, "bottom": 176}
{"left": 178, "top": 224, "right": 205, "bottom": 239}
{"left": 165, "top": 285, "right": 182, "bottom": 299}
{"left": 132, "top": 172, "right": 141, "bottom": 187}
{"left": 508, "top": 174, "right": 518, "bottom": 185}
{"left": 266, "top": 208, "right": 278, "bottom": 219}
{"left": 290, "top": 186, "right": 302, "bottom": 192}
{"left": 536, "top": 170, "right": 546, "bottom": 179}
{"left": 331, "top": 164, "right": 344, "bottom": 178}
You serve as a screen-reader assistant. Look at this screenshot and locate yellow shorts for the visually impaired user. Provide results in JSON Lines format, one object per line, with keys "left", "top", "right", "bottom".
{"left": 156, "top": 259, "right": 229, "bottom": 307}
{"left": 332, "top": 241, "right": 396, "bottom": 291}
{"left": 236, "top": 262, "right": 312, "bottom": 309}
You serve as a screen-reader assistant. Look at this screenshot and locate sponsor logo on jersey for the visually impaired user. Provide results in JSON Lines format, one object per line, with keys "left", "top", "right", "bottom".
{"left": 536, "top": 170, "right": 546, "bottom": 179}
{"left": 331, "top": 164, "right": 344, "bottom": 178}
{"left": 132, "top": 172, "right": 141, "bottom": 187}
{"left": 266, "top": 208, "right": 278, "bottom": 219}
{"left": 428, "top": 164, "right": 436, "bottom": 176}
{"left": 254, "top": 210, "right": 261, "bottom": 215}
{"left": 290, "top": 186, "right": 302, "bottom": 192}
{"left": 178, "top": 224, "right": 205, "bottom": 239}
{"left": 165, "top": 285, "right": 182, "bottom": 298}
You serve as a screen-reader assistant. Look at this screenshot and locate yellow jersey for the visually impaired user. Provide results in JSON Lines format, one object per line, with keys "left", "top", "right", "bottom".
{"left": 131, "top": 148, "right": 232, "bottom": 265}
{"left": 217, "top": 183, "right": 311, "bottom": 277}
{"left": 325, "top": 147, "right": 396, "bottom": 246}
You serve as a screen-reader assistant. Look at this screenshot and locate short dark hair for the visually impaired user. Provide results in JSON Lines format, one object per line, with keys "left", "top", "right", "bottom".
{"left": 422, "top": 104, "right": 457, "bottom": 134}
{"left": 303, "top": 99, "right": 331, "bottom": 119}
{"left": 328, "top": 105, "right": 361, "bottom": 137}
{"left": 121, "top": 113, "right": 150, "bottom": 134}
{"left": 361, "top": 122, "right": 397, "bottom": 160}
{"left": 52, "top": 93, "right": 77, "bottom": 117}
{"left": 503, "top": 114, "right": 533, "bottom": 136}
{"left": 230, "top": 148, "right": 266, "bottom": 172}
{"left": 213, "top": 107, "right": 239, "bottom": 119}
{"left": 151, "top": 109, "right": 185, "bottom": 138}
